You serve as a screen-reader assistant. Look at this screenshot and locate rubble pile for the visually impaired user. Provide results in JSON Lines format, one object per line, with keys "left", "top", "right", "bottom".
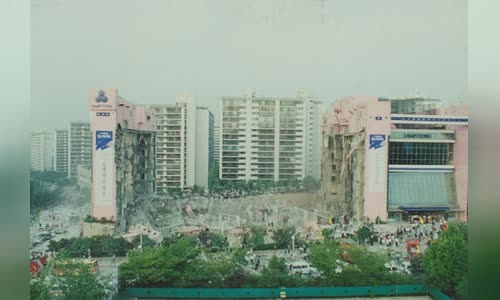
{"left": 125, "top": 191, "right": 326, "bottom": 242}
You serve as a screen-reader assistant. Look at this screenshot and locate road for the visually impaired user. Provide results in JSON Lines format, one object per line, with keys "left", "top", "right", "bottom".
{"left": 30, "top": 204, "right": 84, "bottom": 256}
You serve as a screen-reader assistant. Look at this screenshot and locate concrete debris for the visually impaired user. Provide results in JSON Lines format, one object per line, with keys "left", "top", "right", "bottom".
{"left": 124, "top": 191, "right": 333, "bottom": 243}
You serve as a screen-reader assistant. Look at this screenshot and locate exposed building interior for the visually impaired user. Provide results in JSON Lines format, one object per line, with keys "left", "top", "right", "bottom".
{"left": 114, "top": 126, "right": 156, "bottom": 232}
{"left": 320, "top": 132, "right": 366, "bottom": 221}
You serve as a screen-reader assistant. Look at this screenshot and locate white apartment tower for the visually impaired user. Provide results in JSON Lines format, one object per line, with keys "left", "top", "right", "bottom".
{"left": 303, "top": 95, "right": 325, "bottom": 181}
{"left": 68, "top": 121, "right": 92, "bottom": 178}
{"left": 54, "top": 129, "right": 69, "bottom": 174}
{"left": 31, "top": 129, "right": 55, "bottom": 171}
{"left": 152, "top": 96, "right": 214, "bottom": 192}
{"left": 213, "top": 125, "right": 221, "bottom": 165}
{"left": 220, "top": 89, "right": 323, "bottom": 182}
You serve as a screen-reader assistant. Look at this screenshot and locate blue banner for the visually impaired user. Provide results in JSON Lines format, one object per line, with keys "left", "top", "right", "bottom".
{"left": 369, "top": 134, "right": 386, "bottom": 149}
{"left": 96, "top": 131, "right": 113, "bottom": 151}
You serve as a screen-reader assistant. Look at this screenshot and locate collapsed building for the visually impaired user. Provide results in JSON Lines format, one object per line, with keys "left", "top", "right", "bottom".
{"left": 87, "top": 88, "right": 156, "bottom": 235}
{"left": 320, "top": 97, "right": 468, "bottom": 222}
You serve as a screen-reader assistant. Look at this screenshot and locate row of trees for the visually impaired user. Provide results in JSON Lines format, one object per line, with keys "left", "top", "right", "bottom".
{"left": 42, "top": 223, "right": 468, "bottom": 299}
{"left": 308, "top": 240, "right": 415, "bottom": 286}
{"left": 30, "top": 171, "right": 73, "bottom": 212}
{"left": 38, "top": 224, "right": 466, "bottom": 298}
{"left": 30, "top": 170, "right": 72, "bottom": 186}
{"left": 118, "top": 235, "right": 413, "bottom": 290}
{"left": 47, "top": 236, "right": 153, "bottom": 257}
{"left": 119, "top": 236, "right": 309, "bottom": 289}
{"left": 118, "top": 223, "right": 468, "bottom": 299}
{"left": 207, "top": 163, "right": 321, "bottom": 194}
{"left": 30, "top": 180, "right": 62, "bottom": 212}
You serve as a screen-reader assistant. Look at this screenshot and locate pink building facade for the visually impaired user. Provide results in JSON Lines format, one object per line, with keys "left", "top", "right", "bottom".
{"left": 321, "top": 97, "right": 468, "bottom": 222}
{"left": 88, "top": 88, "right": 156, "bottom": 225}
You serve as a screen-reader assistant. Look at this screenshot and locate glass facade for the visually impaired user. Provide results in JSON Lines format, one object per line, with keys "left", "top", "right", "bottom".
{"left": 388, "top": 142, "right": 452, "bottom": 165}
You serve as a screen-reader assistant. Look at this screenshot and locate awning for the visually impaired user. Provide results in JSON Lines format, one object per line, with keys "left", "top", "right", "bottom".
{"left": 388, "top": 172, "right": 455, "bottom": 208}
{"left": 399, "top": 206, "right": 450, "bottom": 212}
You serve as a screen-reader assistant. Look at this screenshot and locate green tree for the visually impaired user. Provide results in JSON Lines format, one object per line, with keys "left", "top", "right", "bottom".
{"left": 309, "top": 241, "right": 415, "bottom": 287}
{"left": 273, "top": 227, "right": 296, "bottom": 249}
{"left": 343, "top": 246, "right": 389, "bottom": 286}
{"left": 30, "top": 255, "right": 112, "bottom": 299}
{"left": 422, "top": 222, "right": 468, "bottom": 297}
{"left": 255, "top": 256, "right": 306, "bottom": 288}
{"left": 309, "top": 240, "right": 341, "bottom": 280}
{"left": 119, "top": 236, "right": 200, "bottom": 288}
{"left": 456, "top": 272, "right": 468, "bottom": 300}
{"left": 355, "top": 226, "right": 373, "bottom": 245}
{"left": 131, "top": 235, "right": 157, "bottom": 249}
{"left": 48, "top": 237, "right": 133, "bottom": 257}
{"left": 322, "top": 228, "right": 335, "bottom": 239}
{"left": 208, "top": 163, "right": 222, "bottom": 192}
{"left": 209, "top": 232, "right": 229, "bottom": 251}
{"left": 30, "top": 180, "right": 62, "bottom": 211}
{"left": 246, "top": 227, "right": 266, "bottom": 250}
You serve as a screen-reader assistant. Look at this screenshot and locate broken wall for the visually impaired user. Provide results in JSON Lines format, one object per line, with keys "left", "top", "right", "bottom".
{"left": 115, "top": 128, "right": 156, "bottom": 233}
{"left": 320, "top": 133, "right": 366, "bottom": 221}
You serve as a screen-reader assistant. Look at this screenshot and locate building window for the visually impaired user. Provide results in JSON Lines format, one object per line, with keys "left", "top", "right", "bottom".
{"left": 388, "top": 142, "right": 452, "bottom": 165}
{"left": 331, "top": 176, "right": 336, "bottom": 182}
{"left": 332, "top": 164, "right": 337, "bottom": 171}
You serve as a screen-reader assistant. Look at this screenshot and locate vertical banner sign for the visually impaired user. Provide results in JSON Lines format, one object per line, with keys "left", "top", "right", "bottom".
{"left": 89, "top": 88, "right": 117, "bottom": 218}
{"left": 94, "top": 130, "right": 114, "bottom": 206}
{"left": 368, "top": 134, "right": 386, "bottom": 192}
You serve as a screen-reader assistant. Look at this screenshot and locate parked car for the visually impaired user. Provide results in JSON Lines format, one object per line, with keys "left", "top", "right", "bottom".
{"left": 288, "top": 261, "right": 319, "bottom": 276}
{"left": 37, "top": 232, "right": 53, "bottom": 241}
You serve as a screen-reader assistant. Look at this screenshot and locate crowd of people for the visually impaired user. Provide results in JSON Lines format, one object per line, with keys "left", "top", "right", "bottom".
{"left": 322, "top": 213, "right": 450, "bottom": 253}
{"left": 365, "top": 214, "right": 449, "bottom": 251}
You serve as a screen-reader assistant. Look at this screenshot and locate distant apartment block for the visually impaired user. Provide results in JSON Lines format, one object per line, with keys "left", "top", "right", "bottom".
{"left": 303, "top": 93, "right": 325, "bottom": 181}
{"left": 151, "top": 96, "right": 214, "bottom": 192}
{"left": 214, "top": 125, "right": 220, "bottom": 165}
{"left": 54, "top": 129, "right": 69, "bottom": 174}
{"left": 220, "top": 89, "right": 323, "bottom": 182}
{"left": 196, "top": 106, "right": 214, "bottom": 189}
{"left": 68, "top": 121, "right": 92, "bottom": 178}
{"left": 31, "top": 129, "right": 55, "bottom": 171}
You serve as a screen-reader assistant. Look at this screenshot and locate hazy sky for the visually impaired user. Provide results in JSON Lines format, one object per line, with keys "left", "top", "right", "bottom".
{"left": 31, "top": 0, "right": 467, "bottom": 130}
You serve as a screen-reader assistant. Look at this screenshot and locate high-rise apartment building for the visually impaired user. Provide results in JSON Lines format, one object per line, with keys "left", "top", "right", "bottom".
{"left": 151, "top": 96, "right": 214, "bottom": 192}
{"left": 68, "top": 121, "right": 92, "bottom": 178}
{"left": 54, "top": 129, "right": 69, "bottom": 174}
{"left": 220, "top": 90, "right": 323, "bottom": 182}
{"left": 196, "top": 107, "right": 214, "bottom": 189}
{"left": 303, "top": 93, "right": 325, "bottom": 181}
{"left": 214, "top": 125, "right": 220, "bottom": 166}
{"left": 31, "top": 129, "right": 55, "bottom": 171}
